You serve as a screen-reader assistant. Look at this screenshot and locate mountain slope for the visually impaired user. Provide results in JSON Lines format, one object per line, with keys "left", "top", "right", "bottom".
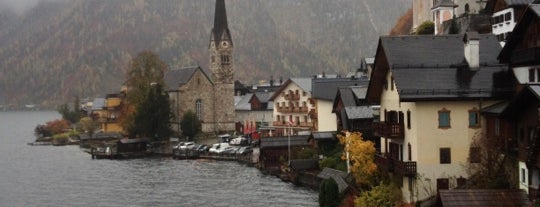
{"left": 0, "top": 0, "right": 409, "bottom": 107}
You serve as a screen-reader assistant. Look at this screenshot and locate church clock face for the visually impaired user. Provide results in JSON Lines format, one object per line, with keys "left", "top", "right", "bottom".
{"left": 221, "top": 41, "right": 229, "bottom": 48}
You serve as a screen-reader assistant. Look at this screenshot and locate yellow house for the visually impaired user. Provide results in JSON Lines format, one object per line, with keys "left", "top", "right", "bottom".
{"left": 91, "top": 94, "right": 125, "bottom": 133}
{"left": 367, "top": 33, "right": 512, "bottom": 203}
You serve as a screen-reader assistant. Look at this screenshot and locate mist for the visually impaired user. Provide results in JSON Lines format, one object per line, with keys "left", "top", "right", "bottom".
{"left": 0, "top": 0, "right": 62, "bottom": 15}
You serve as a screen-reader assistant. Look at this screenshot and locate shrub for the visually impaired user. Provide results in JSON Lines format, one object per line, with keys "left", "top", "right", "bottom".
{"left": 355, "top": 183, "right": 402, "bottom": 207}
{"left": 297, "top": 147, "right": 318, "bottom": 159}
{"left": 416, "top": 21, "right": 434, "bottom": 35}
{"left": 319, "top": 178, "right": 341, "bottom": 207}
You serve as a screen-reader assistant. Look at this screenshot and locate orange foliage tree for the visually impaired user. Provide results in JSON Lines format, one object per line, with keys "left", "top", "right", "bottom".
{"left": 45, "top": 119, "right": 70, "bottom": 135}
{"left": 338, "top": 131, "right": 377, "bottom": 187}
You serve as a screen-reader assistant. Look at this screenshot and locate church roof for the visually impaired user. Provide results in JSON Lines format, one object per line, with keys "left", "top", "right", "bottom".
{"left": 164, "top": 66, "right": 212, "bottom": 90}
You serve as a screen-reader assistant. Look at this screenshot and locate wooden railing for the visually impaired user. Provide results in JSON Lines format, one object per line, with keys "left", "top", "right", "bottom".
{"left": 373, "top": 122, "right": 404, "bottom": 139}
{"left": 375, "top": 153, "right": 416, "bottom": 177}
{"left": 284, "top": 93, "right": 300, "bottom": 101}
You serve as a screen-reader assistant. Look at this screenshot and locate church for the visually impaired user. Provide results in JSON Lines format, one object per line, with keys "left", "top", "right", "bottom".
{"left": 165, "top": 0, "right": 235, "bottom": 134}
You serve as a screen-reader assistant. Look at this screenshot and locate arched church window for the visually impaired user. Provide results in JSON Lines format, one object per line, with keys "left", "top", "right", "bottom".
{"left": 196, "top": 99, "right": 203, "bottom": 120}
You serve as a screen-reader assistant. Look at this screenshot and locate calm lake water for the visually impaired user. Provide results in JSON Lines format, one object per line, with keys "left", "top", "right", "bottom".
{"left": 0, "top": 111, "right": 317, "bottom": 206}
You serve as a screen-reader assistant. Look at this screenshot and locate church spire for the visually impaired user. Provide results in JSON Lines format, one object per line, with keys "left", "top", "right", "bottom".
{"left": 211, "top": 0, "right": 232, "bottom": 46}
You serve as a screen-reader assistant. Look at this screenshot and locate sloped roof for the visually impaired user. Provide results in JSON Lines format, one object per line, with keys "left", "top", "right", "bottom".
{"left": 432, "top": 0, "right": 457, "bottom": 9}
{"left": 381, "top": 34, "right": 501, "bottom": 67}
{"left": 317, "top": 168, "right": 350, "bottom": 193}
{"left": 253, "top": 91, "right": 273, "bottom": 103}
{"left": 269, "top": 78, "right": 312, "bottom": 101}
{"left": 91, "top": 98, "right": 106, "bottom": 110}
{"left": 235, "top": 93, "right": 252, "bottom": 111}
{"left": 351, "top": 86, "right": 368, "bottom": 100}
{"left": 338, "top": 87, "right": 358, "bottom": 107}
{"left": 392, "top": 67, "right": 509, "bottom": 100}
{"left": 311, "top": 131, "right": 336, "bottom": 140}
{"left": 345, "top": 106, "right": 373, "bottom": 119}
{"left": 291, "top": 78, "right": 312, "bottom": 93}
{"left": 164, "top": 66, "right": 212, "bottom": 91}
{"left": 312, "top": 77, "right": 369, "bottom": 101}
{"left": 369, "top": 34, "right": 511, "bottom": 102}
{"left": 259, "top": 136, "right": 310, "bottom": 149}
{"left": 481, "top": 101, "right": 509, "bottom": 114}
{"left": 439, "top": 189, "right": 530, "bottom": 206}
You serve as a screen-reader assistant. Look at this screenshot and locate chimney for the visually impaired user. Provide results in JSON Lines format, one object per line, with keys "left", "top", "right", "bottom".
{"left": 270, "top": 76, "right": 274, "bottom": 87}
{"left": 464, "top": 32, "right": 480, "bottom": 70}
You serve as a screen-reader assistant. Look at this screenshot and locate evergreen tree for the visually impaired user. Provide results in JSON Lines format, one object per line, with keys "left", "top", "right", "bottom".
{"left": 127, "top": 83, "right": 173, "bottom": 140}
{"left": 319, "top": 178, "right": 340, "bottom": 207}
{"left": 180, "top": 110, "right": 201, "bottom": 140}
{"left": 449, "top": 15, "right": 460, "bottom": 34}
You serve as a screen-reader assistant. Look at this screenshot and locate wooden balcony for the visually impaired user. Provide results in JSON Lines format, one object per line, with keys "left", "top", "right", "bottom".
{"left": 373, "top": 122, "right": 404, "bottom": 139}
{"left": 308, "top": 109, "right": 317, "bottom": 120}
{"left": 375, "top": 154, "right": 416, "bottom": 177}
{"left": 284, "top": 93, "right": 300, "bottom": 101}
{"left": 277, "top": 106, "right": 309, "bottom": 113}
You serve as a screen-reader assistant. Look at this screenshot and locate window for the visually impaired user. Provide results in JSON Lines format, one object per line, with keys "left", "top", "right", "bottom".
{"left": 522, "top": 168, "right": 527, "bottom": 183}
{"left": 530, "top": 68, "right": 535, "bottom": 82}
{"left": 504, "top": 12, "right": 511, "bottom": 21}
{"left": 440, "top": 148, "right": 451, "bottom": 164}
{"left": 304, "top": 116, "right": 308, "bottom": 123}
{"left": 407, "top": 143, "right": 412, "bottom": 161}
{"left": 407, "top": 110, "right": 411, "bottom": 129}
{"left": 468, "top": 109, "right": 480, "bottom": 128}
{"left": 469, "top": 147, "right": 481, "bottom": 163}
{"left": 277, "top": 115, "right": 280, "bottom": 121}
{"left": 195, "top": 99, "right": 203, "bottom": 120}
{"left": 438, "top": 108, "right": 451, "bottom": 128}
{"left": 221, "top": 55, "right": 230, "bottom": 65}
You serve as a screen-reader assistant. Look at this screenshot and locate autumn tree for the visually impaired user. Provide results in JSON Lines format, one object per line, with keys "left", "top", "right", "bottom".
{"left": 389, "top": 8, "right": 412, "bottom": 36}
{"left": 122, "top": 51, "right": 173, "bottom": 140}
{"left": 355, "top": 182, "right": 402, "bottom": 207}
{"left": 78, "top": 117, "right": 98, "bottom": 137}
{"left": 124, "top": 51, "right": 168, "bottom": 106}
{"left": 338, "top": 131, "right": 377, "bottom": 188}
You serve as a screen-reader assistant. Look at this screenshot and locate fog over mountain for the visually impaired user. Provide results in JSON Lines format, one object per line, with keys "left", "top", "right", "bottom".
{"left": 0, "top": 0, "right": 410, "bottom": 108}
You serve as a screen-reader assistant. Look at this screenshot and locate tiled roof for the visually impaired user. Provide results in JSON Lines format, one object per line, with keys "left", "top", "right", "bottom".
{"left": 253, "top": 91, "right": 273, "bottom": 103}
{"left": 481, "top": 101, "right": 509, "bottom": 114}
{"left": 432, "top": 0, "right": 457, "bottom": 9}
{"left": 235, "top": 93, "right": 252, "bottom": 111}
{"left": 374, "top": 34, "right": 511, "bottom": 101}
{"left": 350, "top": 86, "right": 367, "bottom": 100}
{"left": 345, "top": 106, "right": 373, "bottom": 119}
{"left": 392, "top": 66, "right": 509, "bottom": 100}
{"left": 317, "top": 168, "right": 350, "bottom": 193}
{"left": 259, "top": 136, "right": 310, "bottom": 149}
{"left": 312, "top": 77, "right": 369, "bottom": 101}
{"left": 91, "top": 98, "right": 106, "bottom": 110}
{"left": 291, "top": 78, "right": 312, "bottom": 93}
{"left": 164, "top": 66, "right": 212, "bottom": 90}
{"left": 381, "top": 35, "right": 501, "bottom": 67}
{"left": 439, "top": 189, "right": 530, "bottom": 206}
{"left": 311, "top": 131, "right": 336, "bottom": 140}
{"left": 337, "top": 88, "right": 357, "bottom": 107}
{"left": 505, "top": 0, "right": 535, "bottom": 6}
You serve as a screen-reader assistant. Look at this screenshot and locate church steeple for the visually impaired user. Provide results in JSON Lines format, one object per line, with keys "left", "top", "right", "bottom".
{"left": 210, "top": 0, "right": 232, "bottom": 47}
{"left": 209, "top": 0, "right": 233, "bottom": 84}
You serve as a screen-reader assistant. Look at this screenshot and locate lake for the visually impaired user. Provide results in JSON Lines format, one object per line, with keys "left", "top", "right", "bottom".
{"left": 0, "top": 111, "right": 318, "bottom": 206}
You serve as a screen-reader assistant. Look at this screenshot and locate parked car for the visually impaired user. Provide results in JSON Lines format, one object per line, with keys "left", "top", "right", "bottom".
{"left": 196, "top": 145, "right": 209, "bottom": 152}
{"left": 180, "top": 142, "right": 195, "bottom": 150}
{"left": 236, "top": 146, "right": 253, "bottom": 155}
{"left": 229, "top": 137, "right": 247, "bottom": 145}
{"left": 220, "top": 146, "right": 239, "bottom": 155}
{"left": 209, "top": 143, "right": 230, "bottom": 154}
